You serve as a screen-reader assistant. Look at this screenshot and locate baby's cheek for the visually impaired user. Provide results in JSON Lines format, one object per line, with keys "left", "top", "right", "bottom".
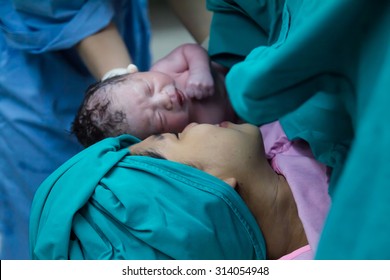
{"left": 165, "top": 114, "right": 190, "bottom": 133}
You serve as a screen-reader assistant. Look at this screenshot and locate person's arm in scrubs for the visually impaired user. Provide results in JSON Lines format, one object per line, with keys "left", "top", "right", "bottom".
{"left": 76, "top": 21, "right": 132, "bottom": 80}
{"left": 166, "top": 0, "right": 212, "bottom": 45}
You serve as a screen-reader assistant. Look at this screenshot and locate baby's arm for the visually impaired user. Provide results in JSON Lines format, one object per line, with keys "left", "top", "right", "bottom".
{"left": 152, "top": 43, "right": 214, "bottom": 100}
{"left": 182, "top": 43, "right": 214, "bottom": 99}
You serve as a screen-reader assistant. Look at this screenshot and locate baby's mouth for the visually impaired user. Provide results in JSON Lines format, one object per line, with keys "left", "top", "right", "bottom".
{"left": 175, "top": 88, "right": 186, "bottom": 107}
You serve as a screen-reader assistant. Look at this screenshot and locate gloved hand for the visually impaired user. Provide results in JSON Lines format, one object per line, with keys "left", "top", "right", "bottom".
{"left": 101, "top": 64, "right": 138, "bottom": 81}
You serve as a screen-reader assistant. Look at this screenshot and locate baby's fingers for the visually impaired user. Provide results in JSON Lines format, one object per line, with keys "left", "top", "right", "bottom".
{"left": 186, "top": 80, "right": 214, "bottom": 100}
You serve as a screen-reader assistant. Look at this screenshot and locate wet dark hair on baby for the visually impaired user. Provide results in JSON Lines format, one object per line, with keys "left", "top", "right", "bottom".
{"left": 72, "top": 75, "right": 129, "bottom": 147}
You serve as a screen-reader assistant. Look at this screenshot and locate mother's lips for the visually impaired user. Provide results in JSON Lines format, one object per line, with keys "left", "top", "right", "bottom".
{"left": 219, "top": 121, "right": 229, "bottom": 128}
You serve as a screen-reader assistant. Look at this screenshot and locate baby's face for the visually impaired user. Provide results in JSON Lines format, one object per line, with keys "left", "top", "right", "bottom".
{"left": 111, "top": 71, "right": 191, "bottom": 139}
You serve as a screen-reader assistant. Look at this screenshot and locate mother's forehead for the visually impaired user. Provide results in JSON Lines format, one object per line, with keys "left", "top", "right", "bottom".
{"left": 131, "top": 134, "right": 166, "bottom": 150}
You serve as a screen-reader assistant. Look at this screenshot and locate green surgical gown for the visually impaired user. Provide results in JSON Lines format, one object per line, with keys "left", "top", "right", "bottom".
{"left": 207, "top": 0, "right": 390, "bottom": 259}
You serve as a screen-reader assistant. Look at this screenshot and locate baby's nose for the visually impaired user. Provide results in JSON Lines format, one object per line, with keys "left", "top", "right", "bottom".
{"left": 151, "top": 92, "right": 173, "bottom": 110}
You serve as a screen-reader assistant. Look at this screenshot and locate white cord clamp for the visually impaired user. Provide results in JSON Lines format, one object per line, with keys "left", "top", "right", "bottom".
{"left": 101, "top": 64, "right": 139, "bottom": 81}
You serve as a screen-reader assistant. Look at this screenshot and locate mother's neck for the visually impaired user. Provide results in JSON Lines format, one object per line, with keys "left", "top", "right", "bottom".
{"left": 244, "top": 170, "right": 308, "bottom": 259}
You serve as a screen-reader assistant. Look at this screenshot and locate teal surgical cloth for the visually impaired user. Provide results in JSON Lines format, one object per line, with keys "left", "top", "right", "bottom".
{"left": 208, "top": 0, "right": 390, "bottom": 259}
{"left": 207, "top": 0, "right": 285, "bottom": 69}
{"left": 29, "top": 135, "right": 265, "bottom": 260}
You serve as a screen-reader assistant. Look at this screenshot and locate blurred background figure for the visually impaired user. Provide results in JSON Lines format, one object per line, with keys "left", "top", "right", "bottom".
{"left": 150, "top": 0, "right": 211, "bottom": 61}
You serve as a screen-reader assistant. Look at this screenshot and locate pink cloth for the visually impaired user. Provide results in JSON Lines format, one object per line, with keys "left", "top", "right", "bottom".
{"left": 279, "top": 245, "right": 312, "bottom": 260}
{"left": 260, "top": 121, "right": 331, "bottom": 260}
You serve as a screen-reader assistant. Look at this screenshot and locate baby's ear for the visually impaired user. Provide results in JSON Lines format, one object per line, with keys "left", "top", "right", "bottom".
{"left": 223, "top": 177, "right": 238, "bottom": 189}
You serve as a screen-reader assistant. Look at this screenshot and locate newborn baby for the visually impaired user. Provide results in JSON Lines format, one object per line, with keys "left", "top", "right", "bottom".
{"left": 72, "top": 43, "right": 236, "bottom": 146}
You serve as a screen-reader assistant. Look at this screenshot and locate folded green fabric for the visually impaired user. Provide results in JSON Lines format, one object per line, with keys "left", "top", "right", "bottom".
{"left": 30, "top": 135, "right": 265, "bottom": 259}
{"left": 208, "top": 0, "right": 390, "bottom": 259}
{"left": 207, "top": 0, "right": 285, "bottom": 68}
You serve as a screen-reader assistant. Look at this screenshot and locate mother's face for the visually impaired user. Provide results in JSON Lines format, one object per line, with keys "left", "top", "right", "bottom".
{"left": 130, "top": 122, "right": 266, "bottom": 179}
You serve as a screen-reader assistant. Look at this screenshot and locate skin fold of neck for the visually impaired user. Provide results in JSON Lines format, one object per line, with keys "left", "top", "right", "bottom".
{"left": 243, "top": 170, "right": 308, "bottom": 259}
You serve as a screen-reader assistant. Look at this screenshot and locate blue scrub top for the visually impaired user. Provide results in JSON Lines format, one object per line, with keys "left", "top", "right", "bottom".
{"left": 0, "top": 0, "right": 151, "bottom": 259}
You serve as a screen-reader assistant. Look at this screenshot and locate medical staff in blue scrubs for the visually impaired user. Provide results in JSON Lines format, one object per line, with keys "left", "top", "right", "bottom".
{"left": 0, "top": 0, "right": 151, "bottom": 259}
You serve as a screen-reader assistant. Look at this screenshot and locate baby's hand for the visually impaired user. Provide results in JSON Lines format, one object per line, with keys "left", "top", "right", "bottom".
{"left": 185, "top": 72, "right": 214, "bottom": 100}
